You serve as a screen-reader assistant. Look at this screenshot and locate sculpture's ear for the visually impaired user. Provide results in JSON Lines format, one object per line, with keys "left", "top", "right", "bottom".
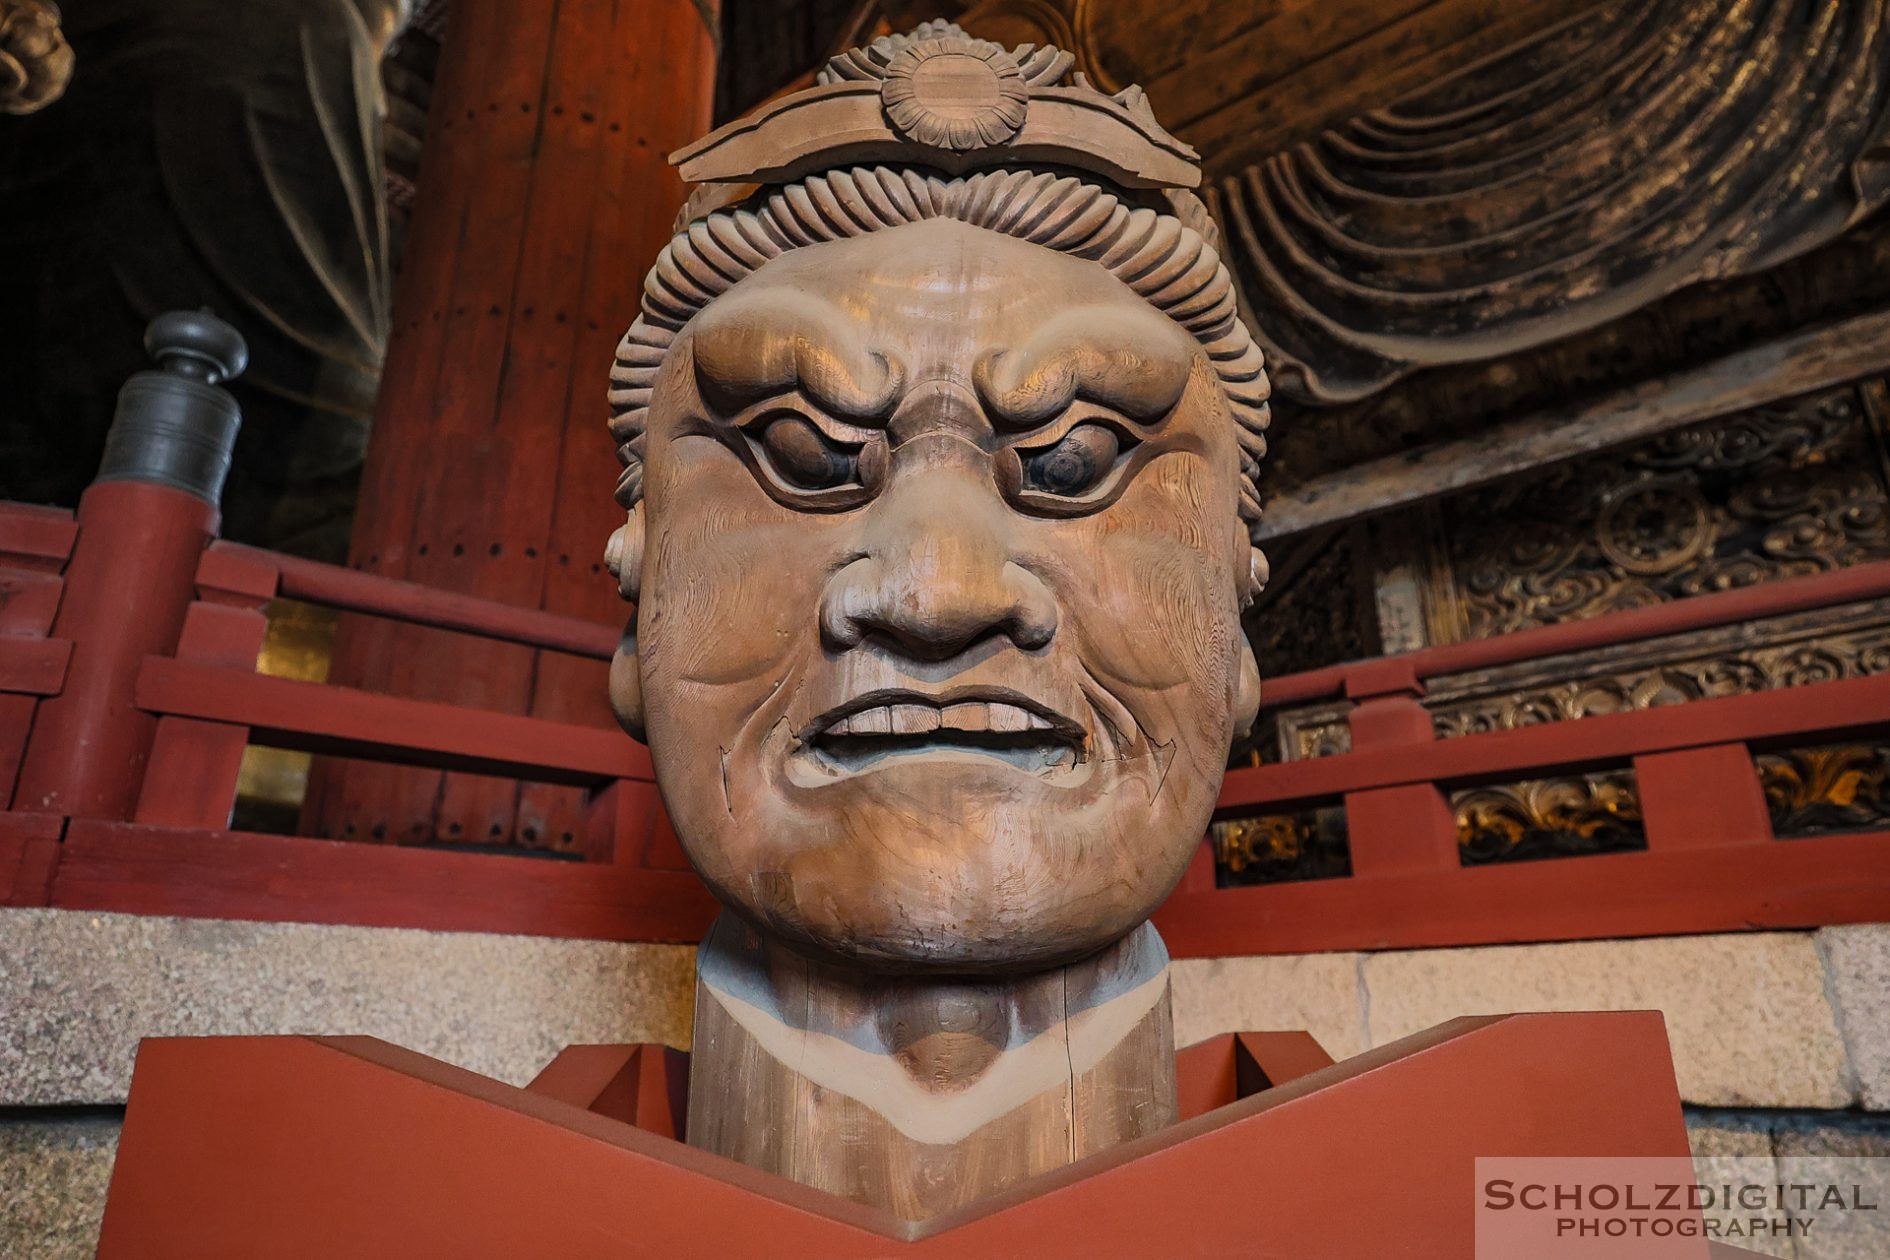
{"left": 1233, "top": 545, "right": 1267, "bottom": 739}
{"left": 1235, "top": 635, "right": 1262, "bottom": 740}
{"left": 605, "top": 505, "right": 646, "bottom": 740}
{"left": 609, "top": 636, "right": 644, "bottom": 741}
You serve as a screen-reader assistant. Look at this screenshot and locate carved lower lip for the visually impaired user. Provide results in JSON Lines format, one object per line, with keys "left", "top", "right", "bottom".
{"left": 797, "top": 694, "right": 1085, "bottom": 777}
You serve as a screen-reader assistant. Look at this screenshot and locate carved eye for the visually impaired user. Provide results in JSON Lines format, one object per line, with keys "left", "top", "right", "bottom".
{"left": 1020, "top": 423, "right": 1121, "bottom": 497}
{"left": 756, "top": 413, "right": 861, "bottom": 490}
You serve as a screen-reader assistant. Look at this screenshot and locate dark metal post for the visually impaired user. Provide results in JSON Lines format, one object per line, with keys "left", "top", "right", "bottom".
{"left": 14, "top": 313, "right": 248, "bottom": 818}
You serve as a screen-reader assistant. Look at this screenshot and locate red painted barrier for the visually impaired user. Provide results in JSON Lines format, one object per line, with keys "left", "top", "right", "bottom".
{"left": 13, "top": 482, "right": 215, "bottom": 817}
{"left": 3, "top": 489, "right": 1888, "bottom": 950}
{"left": 96, "top": 1014, "right": 1697, "bottom": 1259}
{"left": 1155, "top": 562, "right": 1890, "bottom": 956}
{"left": 0, "top": 489, "right": 692, "bottom": 939}
{"left": 219, "top": 541, "right": 621, "bottom": 660}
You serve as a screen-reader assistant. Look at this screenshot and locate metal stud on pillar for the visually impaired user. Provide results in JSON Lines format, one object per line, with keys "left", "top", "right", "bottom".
{"left": 15, "top": 312, "right": 249, "bottom": 818}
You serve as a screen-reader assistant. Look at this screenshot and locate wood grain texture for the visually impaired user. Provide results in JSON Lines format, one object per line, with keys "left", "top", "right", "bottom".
{"left": 935, "top": 0, "right": 1599, "bottom": 168}
{"left": 614, "top": 29, "right": 1271, "bottom": 975}
{"left": 686, "top": 914, "right": 1175, "bottom": 1222}
{"left": 620, "top": 22, "right": 1258, "bottom": 1213}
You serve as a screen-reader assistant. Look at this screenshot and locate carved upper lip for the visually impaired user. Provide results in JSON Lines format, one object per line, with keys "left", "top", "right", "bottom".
{"left": 797, "top": 686, "right": 1087, "bottom": 749}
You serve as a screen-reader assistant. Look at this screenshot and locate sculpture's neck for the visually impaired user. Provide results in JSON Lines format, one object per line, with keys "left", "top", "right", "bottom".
{"left": 686, "top": 914, "right": 1177, "bottom": 1221}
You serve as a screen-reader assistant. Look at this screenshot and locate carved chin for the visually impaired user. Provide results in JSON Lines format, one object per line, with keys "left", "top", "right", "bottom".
{"left": 665, "top": 716, "right": 1201, "bottom": 972}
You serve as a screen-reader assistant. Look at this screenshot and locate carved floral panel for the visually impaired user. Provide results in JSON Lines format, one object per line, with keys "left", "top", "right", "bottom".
{"left": 1758, "top": 741, "right": 1890, "bottom": 839}
{"left": 1451, "top": 772, "right": 1645, "bottom": 866}
{"left": 1440, "top": 383, "right": 1890, "bottom": 641}
{"left": 1212, "top": 806, "right": 1351, "bottom": 887}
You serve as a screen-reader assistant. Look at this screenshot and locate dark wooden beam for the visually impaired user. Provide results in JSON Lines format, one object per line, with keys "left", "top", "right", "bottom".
{"left": 1257, "top": 309, "right": 1890, "bottom": 544}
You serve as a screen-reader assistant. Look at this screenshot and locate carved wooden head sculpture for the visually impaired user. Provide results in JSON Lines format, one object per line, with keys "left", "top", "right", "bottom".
{"left": 604, "top": 23, "right": 1270, "bottom": 974}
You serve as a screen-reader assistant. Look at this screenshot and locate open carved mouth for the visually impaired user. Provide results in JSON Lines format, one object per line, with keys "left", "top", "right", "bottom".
{"left": 800, "top": 691, "right": 1086, "bottom": 776}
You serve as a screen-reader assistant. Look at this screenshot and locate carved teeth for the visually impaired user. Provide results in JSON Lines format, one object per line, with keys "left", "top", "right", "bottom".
{"left": 851, "top": 706, "right": 893, "bottom": 735}
{"left": 891, "top": 703, "right": 940, "bottom": 734}
{"left": 939, "top": 702, "right": 990, "bottom": 732}
{"left": 987, "top": 704, "right": 1032, "bottom": 733}
{"left": 822, "top": 699, "right": 1061, "bottom": 738}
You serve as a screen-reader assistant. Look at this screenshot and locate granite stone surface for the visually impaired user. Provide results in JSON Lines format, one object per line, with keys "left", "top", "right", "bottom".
{"left": 1688, "top": 1112, "right": 1777, "bottom": 1159}
{"left": 0, "top": 1114, "right": 118, "bottom": 1260}
{"left": 0, "top": 908, "right": 697, "bottom": 1106}
{"left": 1770, "top": 1114, "right": 1890, "bottom": 1260}
{"left": 1818, "top": 924, "right": 1890, "bottom": 1111}
{"left": 1360, "top": 933, "right": 1854, "bottom": 1108}
{"left": 1686, "top": 1114, "right": 1794, "bottom": 1258}
{"left": 1169, "top": 951, "right": 1366, "bottom": 1060}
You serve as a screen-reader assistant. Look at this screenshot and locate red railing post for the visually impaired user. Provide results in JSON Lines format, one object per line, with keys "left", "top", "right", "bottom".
{"left": 586, "top": 780, "right": 650, "bottom": 864}
{"left": 1632, "top": 744, "right": 1775, "bottom": 849}
{"left": 0, "top": 508, "right": 76, "bottom": 811}
{"left": 1340, "top": 658, "right": 1460, "bottom": 875}
{"left": 134, "top": 548, "right": 279, "bottom": 829}
{"left": 14, "top": 314, "right": 249, "bottom": 820}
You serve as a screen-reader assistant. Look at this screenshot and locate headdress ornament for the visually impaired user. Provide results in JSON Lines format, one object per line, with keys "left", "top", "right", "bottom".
{"left": 608, "top": 23, "right": 1271, "bottom": 540}
{"left": 675, "top": 20, "right": 1199, "bottom": 190}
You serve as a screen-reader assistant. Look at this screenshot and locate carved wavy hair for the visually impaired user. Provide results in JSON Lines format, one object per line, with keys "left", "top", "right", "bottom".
{"left": 608, "top": 165, "right": 1271, "bottom": 538}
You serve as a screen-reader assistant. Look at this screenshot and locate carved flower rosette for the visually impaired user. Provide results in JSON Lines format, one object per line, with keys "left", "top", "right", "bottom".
{"left": 880, "top": 37, "right": 1028, "bottom": 151}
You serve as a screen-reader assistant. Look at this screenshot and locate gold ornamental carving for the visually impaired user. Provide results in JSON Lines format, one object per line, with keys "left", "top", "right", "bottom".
{"left": 1453, "top": 773, "right": 1644, "bottom": 866}
{"left": 0, "top": 0, "right": 70, "bottom": 114}
{"left": 1441, "top": 384, "right": 1890, "bottom": 641}
{"left": 1758, "top": 743, "right": 1890, "bottom": 838}
{"left": 1212, "top": 807, "right": 1350, "bottom": 886}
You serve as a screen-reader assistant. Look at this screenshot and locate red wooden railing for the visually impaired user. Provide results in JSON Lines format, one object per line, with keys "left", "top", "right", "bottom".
{"left": 5, "top": 487, "right": 1888, "bottom": 954}
{"left": 0, "top": 496, "right": 715, "bottom": 942}
{"left": 1150, "top": 560, "right": 1890, "bottom": 956}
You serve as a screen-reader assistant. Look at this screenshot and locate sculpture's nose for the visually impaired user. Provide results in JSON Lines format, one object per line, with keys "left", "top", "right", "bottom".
{"left": 820, "top": 457, "right": 1058, "bottom": 661}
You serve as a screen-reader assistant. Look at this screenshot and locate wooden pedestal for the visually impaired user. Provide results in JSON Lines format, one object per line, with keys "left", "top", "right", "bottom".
{"left": 99, "top": 1013, "right": 1698, "bottom": 1258}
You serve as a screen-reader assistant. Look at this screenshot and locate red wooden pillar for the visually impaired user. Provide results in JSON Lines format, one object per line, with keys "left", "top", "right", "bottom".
{"left": 307, "top": 0, "right": 718, "bottom": 852}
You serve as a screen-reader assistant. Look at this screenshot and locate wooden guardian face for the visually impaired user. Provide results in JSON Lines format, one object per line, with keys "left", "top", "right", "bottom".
{"left": 618, "top": 220, "right": 1260, "bottom": 972}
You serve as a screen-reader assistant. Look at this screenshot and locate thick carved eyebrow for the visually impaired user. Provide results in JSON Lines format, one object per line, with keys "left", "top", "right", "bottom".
{"left": 972, "top": 305, "right": 1198, "bottom": 431}
{"left": 689, "top": 289, "right": 904, "bottom": 422}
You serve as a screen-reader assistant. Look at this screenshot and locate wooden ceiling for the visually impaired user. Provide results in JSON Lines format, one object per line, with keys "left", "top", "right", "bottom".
{"left": 878, "top": 0, "right": 1609, "bottom": 173}
{"left": 716, "top": 0, "right": 1890, "bottom": 545}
